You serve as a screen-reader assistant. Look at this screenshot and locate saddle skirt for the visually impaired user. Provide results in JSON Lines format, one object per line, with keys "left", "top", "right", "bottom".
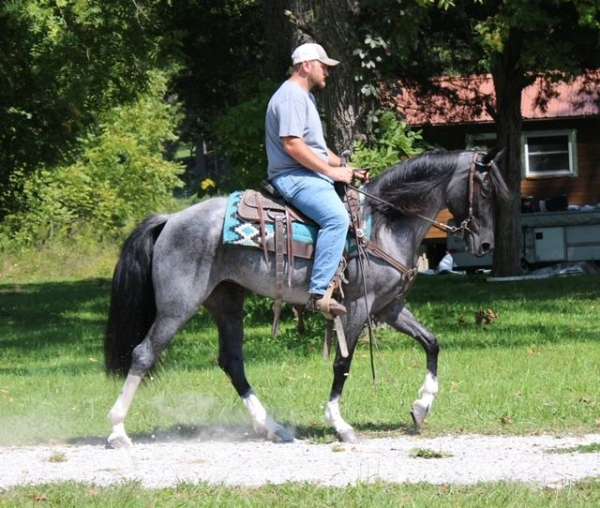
{"left": 222, "top": 189, "right": 371, "bottom": 260}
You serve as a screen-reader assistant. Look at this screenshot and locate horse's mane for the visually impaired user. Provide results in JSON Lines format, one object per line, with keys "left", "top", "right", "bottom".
{"left": 367, "top": 151, "right": 461, "bottom": 217}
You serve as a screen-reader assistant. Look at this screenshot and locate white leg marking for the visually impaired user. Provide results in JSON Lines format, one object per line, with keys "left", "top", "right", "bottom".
{"left": 242, "top": 392, "right": 293, "bottom": 442}
{"left": 325, "top": 397, "right": 353, "bottom": 434}
{"left": 107, "top": 374, "right": 142, "bottom": 448}
{"left": 243, "top": 392, "right": 270, "bottom": 431}
{"left": 412, "top": 372, "right": 439, "bottom": 427}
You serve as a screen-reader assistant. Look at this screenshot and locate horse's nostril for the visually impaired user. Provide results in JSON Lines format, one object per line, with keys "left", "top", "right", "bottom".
{"left": 481, "top": 242, "right": 491, "bottom": 252}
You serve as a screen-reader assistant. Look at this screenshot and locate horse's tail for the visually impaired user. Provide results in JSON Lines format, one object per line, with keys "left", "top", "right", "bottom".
{"left": 104, "top": 214, "right": 168, "bottom": 377}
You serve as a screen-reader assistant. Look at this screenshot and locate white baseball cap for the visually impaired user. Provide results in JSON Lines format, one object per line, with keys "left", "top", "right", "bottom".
{"left": 291, "top": 43, "right": 340, "bottom": 67}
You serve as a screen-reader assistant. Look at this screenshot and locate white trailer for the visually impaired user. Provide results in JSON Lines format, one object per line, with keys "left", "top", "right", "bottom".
{"left": 447, "top": 210, "right": 600, "bottom": 269}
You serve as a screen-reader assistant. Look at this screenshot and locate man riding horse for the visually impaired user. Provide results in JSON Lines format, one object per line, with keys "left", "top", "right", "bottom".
{"left": 266, "top": 42, "right": 356, "bottom": 318}
{"left": 104, "top": 42, "right": 509, "bottom": 448}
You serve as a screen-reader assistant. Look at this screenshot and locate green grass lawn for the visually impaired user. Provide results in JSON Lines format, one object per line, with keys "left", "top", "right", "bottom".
{"left": 2, "top": 480, "right": 600, "bottom": 507}
{"left": 1, "top": 274, "right": 599, "bottom": 446}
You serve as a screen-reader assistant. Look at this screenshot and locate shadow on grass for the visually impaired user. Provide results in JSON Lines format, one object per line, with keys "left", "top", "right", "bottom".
{"left": 375, "top": 321, "right": 600, "bottom": 352}
{"left": 408, "top": 274, "right": 600, "bottom": 306}
{"left": 2, "top": 275, "right": 599, "bottom": 374}
{"left": 0, "top": 362, "right": 105, "bottom": 376}
{"left": 292, "top": 421, "right": 416, "bottom": 441}
{"left": 67, "top": 420, "right": 415, "bottom": 447}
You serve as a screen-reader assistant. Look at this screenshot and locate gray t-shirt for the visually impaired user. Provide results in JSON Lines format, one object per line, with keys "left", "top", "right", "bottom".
{"left": 265, "top": 80, "right": 330, "bottom": 181}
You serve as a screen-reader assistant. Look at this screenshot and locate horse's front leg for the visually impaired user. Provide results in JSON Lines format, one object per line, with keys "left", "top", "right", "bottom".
{"left": 326, "top": 307, "right": 367, "bottom": 443}
{"left": 377, "top": 301, "right": 439, "bottom": 431}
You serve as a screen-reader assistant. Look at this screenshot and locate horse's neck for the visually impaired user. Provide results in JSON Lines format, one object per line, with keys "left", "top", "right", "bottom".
{"left": 374, "top": 189, "right": 446, "bottom": 267}
{"left": 415, "top": 195, "right": 448, "bottom": 245}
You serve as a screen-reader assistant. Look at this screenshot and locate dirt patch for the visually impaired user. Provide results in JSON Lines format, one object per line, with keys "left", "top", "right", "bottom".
{"left": 1, "top": 433, "right": 599, "bottom": 489}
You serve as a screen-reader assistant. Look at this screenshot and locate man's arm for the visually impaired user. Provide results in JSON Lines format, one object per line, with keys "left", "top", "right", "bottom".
{"left": 329, "top": 147, "right": 370, "bottom": 183}
{"left": 327, "top": 149, "right": 342, "bottom": 168}
{"left": 282, "top": 137, "right": 352, "bottom": 183}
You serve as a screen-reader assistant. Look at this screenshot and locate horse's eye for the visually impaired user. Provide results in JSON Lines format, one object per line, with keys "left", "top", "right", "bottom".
{"left": 480, "top": 175, "right": 491, "bottom": 197}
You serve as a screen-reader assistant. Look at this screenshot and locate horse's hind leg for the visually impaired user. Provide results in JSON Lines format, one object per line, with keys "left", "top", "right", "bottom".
{"left": 107, "top": 313, "right": 194, "bottom": 448}
{"left": 377, "top": 302, "right": 439, "bottom": 431}
{"left": 204, "top": 282, "right": 293, "bottom": 443}
{"left": 107, "top": 373, "right": 141, "bottom": 448}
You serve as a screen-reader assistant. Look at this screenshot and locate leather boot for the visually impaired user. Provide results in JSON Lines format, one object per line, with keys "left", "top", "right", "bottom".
{"left": 307, "top": 294, "right": 347, "bottom": 319}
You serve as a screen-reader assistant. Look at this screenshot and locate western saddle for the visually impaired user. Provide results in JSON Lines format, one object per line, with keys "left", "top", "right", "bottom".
{"left": 236, "top": 181, "right": 359, "bottom": 355}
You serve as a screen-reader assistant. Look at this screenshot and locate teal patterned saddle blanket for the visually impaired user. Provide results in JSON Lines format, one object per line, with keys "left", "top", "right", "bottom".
{"left": 222, "top": 191, "right": 371, "bottom": 258}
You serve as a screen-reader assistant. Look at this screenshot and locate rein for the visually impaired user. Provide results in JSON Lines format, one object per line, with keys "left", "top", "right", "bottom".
{"left": 348, "top": 152, "right": 481, "bottom": 237}
{"left": 343, "top": 153, "right": 484, "bottom": 382}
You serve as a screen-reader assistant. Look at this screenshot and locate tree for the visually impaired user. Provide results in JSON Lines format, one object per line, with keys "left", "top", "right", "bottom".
{"left": 282, "top": 1, "right": 376, "bottom": 152}
{"left": 157, "top": 0, "right": 266, "bottom": 149}
{"left": 0, "top": 0, "right": 170, "bottom": 217}
{"left": 479, "top": 2, "right": 600, "bottom": 276}
{"left": 368, "top": 0, "right": 600, "bottom": 276}
{"left": 0, "top": 0, "right": 267, "bottom": 214}
{"left": 262, "top": 0, "right": 296, "bottom": 81}
{"left": 1, "top": 71, "right": 184, "bottom": 247}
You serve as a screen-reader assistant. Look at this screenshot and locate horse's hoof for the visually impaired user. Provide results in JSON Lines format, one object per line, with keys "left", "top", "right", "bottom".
{"left": 338, "top": 429, "right": 358, "bottom": 443}
{"left": 410, "top": 402, "right": 430, "bottom": 432}
{"left": 410, "top": 411, "right": 422, "bottom": 433}
{"left": 106, "top": 433, "right": 133, "bottom": 449}
{"left": 270, "top": 426, "right": 294, "bottom": 443}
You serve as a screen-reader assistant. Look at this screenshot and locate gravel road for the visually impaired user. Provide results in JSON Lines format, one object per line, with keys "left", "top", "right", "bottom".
{"left": 1, "top": 433, "right": 599, "bottom": 489}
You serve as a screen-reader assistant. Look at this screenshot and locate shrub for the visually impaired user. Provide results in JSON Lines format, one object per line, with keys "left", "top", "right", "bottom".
{"left": 352, "top": 111, "right": 428, "bottom": 178}
{"left": 1, "top": 70, "right": 184, "bottom": 247}
{"left": 214, "top": 81, "right": 277, "bottom": 191}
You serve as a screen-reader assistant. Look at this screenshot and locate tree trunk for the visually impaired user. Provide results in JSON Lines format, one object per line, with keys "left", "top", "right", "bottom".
{"left": 491, "top": 29, "right": 528, "bottom": 277}
{"left": 286, "top": 1, "right": 368, "bottom": 153}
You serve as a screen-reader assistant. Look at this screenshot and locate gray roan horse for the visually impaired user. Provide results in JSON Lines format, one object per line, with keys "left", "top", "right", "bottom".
{"left": 104, "top": 148, "right": 508, "bottom": 447}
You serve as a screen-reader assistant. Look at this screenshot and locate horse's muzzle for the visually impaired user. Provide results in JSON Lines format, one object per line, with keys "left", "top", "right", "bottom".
{"left": 480, "top": 242, "right": 491, "bottom": 254}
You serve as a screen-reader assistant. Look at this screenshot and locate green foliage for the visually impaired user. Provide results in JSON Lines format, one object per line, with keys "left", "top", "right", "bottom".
{"left": 360, "top": 0, "right": 600, "bottom": 88}
{"left": 244, "top": 294, "right": 288, "bottom": 324}
{"left": 0, "top": 0, "right": 171, "bottom": 208}
{"left": 162, "top": 0, "right": 265, "bottom": 151}
{"left": 214, "top": 81, "right": 277, "bottom": 190}
{"left": 352, "top": 111, "right": 427, "bottom": 178}
{"left": 409, "top": 447, "right": 452, "bottom": 459}
{"left": 471, "top": 2, "right": 598, "bottom": 73}
{"left": 548, "top": 442, "right": 600, "bottom": 454}
{"left": 0, "top": 71, "right": 184, "bottom": 247}
{"left": 576, "top": 0, "right": 600, "bottom": 29}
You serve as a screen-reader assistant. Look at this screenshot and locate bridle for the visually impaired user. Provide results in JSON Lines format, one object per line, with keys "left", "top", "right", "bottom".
{"left": 343, "top": 152, "right": 498, "bottom": 285}
{"left": 343, "top": 151, "right": 491, "bottom": 381}
{"left": 348, "top": 151, "right": 489, "bottom": 237}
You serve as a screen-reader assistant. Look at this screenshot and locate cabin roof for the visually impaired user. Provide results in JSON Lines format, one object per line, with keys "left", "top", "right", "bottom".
{"left": 390, "top": 71, "right": 600, "bottom": 127}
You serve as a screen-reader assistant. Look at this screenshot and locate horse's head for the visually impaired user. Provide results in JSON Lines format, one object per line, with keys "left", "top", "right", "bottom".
{"left": 446, "top": 148, "right": 510, "bottom": 257}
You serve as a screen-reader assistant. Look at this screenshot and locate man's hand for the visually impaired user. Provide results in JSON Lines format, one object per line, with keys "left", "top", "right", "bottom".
{"left": 330, "top": 164, "right": 353, "bottom": 184}
{"left": 352, "top": 168, "right": 370, "bottom": 184}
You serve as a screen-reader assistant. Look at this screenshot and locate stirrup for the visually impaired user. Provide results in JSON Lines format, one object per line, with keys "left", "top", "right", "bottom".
{"left": 307, "top": 294, "right": 347, "bottom": 320}
{"left": 308, "top": 262, "right": 348, "bottom": 319}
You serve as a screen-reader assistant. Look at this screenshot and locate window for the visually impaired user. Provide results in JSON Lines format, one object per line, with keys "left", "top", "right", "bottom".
{"left": 523, "top": 130, "right": 577, "bottom": 178}
{"left": 466, "top": 129, "right": 578, "bottom": 178}
{"left": 465, "top": 133, "right": 497, "bottom": 151}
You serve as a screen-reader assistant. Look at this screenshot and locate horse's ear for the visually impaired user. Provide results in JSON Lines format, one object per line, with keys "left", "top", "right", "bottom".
{"left": 486, "top": 147, "right": 511, "bottom": 201}
{"left": 481, "top": 146, "right": 505, "bottom": 165}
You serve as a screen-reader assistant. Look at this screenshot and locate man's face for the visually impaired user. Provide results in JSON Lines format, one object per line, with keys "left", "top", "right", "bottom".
{"left": 306, "top": 60, "right": 330, "bottom": 90}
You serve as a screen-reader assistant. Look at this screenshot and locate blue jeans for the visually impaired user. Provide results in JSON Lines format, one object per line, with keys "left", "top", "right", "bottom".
{"left": 272, "top": 169, "right": 349, "bottom": 295}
